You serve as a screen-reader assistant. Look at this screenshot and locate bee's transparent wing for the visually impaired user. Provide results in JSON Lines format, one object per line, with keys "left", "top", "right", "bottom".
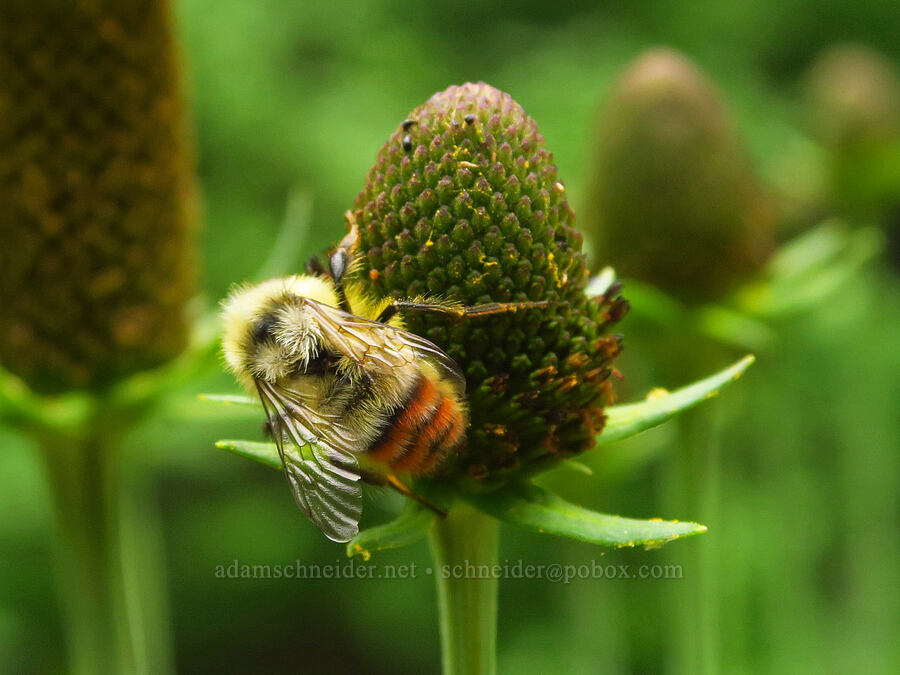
{"left": 256, "top": 379, "right": 362, "bottom": 542}
{"left": 304, "top": 299, "right": 466, "bottom": 395}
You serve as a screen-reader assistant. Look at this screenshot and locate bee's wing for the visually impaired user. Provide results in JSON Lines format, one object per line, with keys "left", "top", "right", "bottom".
{"left": 255, "top": 379, "right": 362, "bottom": 542}
{"left": 304, "top": 299, "right": 466, "bottom": 395}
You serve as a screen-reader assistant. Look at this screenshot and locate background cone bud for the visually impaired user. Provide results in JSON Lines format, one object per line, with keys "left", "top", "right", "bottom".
{"left": 351, "top": 82, "right": 627, "bottom": 480}
{"left": 0, "top": 0, "right": 196, "bottom": 394}
{"left": 584, "top": 49, "right": 774, "bottom": 302}
{"left": 805, "top": 44, "right": 900, "bottom": 151}
{"left": 803, "top": 44, "right": 900, "bottom": 229}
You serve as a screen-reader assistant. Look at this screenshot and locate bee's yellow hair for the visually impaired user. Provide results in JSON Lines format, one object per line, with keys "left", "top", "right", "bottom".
{"left": 221, "top": 275, "right": 339, "bottom": 390}
{"left": 343, "top": 279, "right": 407, "bottom": 328}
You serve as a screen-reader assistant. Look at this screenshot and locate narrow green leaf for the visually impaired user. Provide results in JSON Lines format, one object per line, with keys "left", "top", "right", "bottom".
{"left": 736, "top": 222, "right": 882, "bottom": 317}
{"left": 694, "top": 305, "right": 775, "bottom": 351}
{"left": 200, "top": 393, "right": 260, "bottom": 407}
{"left": 256, "top": 189, "right": 313, "bottom": 280}
{"left": 467, "top": 482, "right": 705, "bottom": 548}
{"left": 599, "top": 355, "right": 755, "bottom": 445}
{"left": 215, "top": 439, "right": 281, "bottom": 470}
{"left": 560, "top": 459, "right": 594, "bottom": 476}
{"left": 346, "top": 503, "right": 435, "bottom": 560}
{"left": 766, "top": 218, "right": 849, "bottom": 281}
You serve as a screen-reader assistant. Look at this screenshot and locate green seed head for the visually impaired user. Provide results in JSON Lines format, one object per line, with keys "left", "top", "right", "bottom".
{"left": 584, "top": 49, "right": 774, "bottom": 303}
{"left": 0, "top": 0, "right": 196, "bottom": 394}
{"left": 350, "top": 82, "right": 627, "bottom": 481}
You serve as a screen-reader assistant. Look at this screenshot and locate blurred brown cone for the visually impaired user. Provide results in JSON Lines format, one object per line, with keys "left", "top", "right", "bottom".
{"left": 0, "top": 0, "right": 197, "bottom": 394}
{"left": 584, "top": 48, "right": 774, "bottom": 303}
{"left": 804, "top": 44, "right": 900, "bottom": 228}
{"left": 806, "top": 44, "right": 900, "bottom": 151}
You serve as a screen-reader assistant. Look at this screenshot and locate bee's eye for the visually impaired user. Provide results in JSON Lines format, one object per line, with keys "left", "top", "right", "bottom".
{"left": 251, "top": 314, "right": 278, "bottom": 344}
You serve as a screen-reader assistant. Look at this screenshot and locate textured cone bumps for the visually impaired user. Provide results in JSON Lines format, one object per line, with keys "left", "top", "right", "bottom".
{"left": 0, "top": 0, "right": 195, "bottom": 393}
{"left": 351, "top": 82, "right": 627, "bottom": 481}
{"left": 585, "top": 49, "right": 773, "bottom": 302}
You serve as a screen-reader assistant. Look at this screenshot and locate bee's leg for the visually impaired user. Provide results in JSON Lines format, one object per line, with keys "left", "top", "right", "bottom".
{"left": 455, "top": 300, "right": 551, "bottom": 318}
{"left": 376, "top": 299, "right": 549, "bottom": 324}
{"left": 358, "top": 469, "right": 447, "bottom": 517}
{"left": 385, "top": 474, "right": 448, "bottom": 518}
{"left": 329, "top": 212, "right": 361, "bottom": 313}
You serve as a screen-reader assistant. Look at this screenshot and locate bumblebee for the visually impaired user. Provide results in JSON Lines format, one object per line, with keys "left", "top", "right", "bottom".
{"left": 222, "top": 219, "right": 545, "bottom": 542}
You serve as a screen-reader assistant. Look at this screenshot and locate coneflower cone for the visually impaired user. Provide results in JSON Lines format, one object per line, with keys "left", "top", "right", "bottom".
{"left": 805, "top": 44, "right": 900, "bottom": 152}
{"left": 0, "top": 0, "right": 196, "bottom": 394}
{"left": 585, "top": 49, "right": 774, "bottom": 303}
{"left": 351, "top": 82, "right": 627, "bottom": 481}
{"left": 804, "top": 44, "right": 900, "bottom": 228}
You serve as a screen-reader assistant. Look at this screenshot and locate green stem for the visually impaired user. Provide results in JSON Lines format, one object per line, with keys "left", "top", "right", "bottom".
{"left": 663, "top": 400, "right": 722, "bottom": 675}
{"left": 38, "top": 428, "right": 151, "bottom": 675}
{"left": 428, "top": 504, "right": 500, "bottom": 675}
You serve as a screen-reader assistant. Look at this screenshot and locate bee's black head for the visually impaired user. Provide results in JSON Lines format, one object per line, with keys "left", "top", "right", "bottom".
{"left": 250, "top": 312, "right": 278, "bottom": 345}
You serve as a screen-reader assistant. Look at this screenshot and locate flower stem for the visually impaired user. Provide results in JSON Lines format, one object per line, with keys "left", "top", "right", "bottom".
{"left": 663, "top": 399, "right": 722, "bottom": 675}
{"left": 428, "top": 504, "right": 500, "bottom": 675}
{"left": 38, "top": 428, "right": 153, "bottom": 675}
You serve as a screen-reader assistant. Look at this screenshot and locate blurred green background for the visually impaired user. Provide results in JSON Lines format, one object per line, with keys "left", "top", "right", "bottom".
{"left": 2, "top": 0, "right": 899, "bottom": 672}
